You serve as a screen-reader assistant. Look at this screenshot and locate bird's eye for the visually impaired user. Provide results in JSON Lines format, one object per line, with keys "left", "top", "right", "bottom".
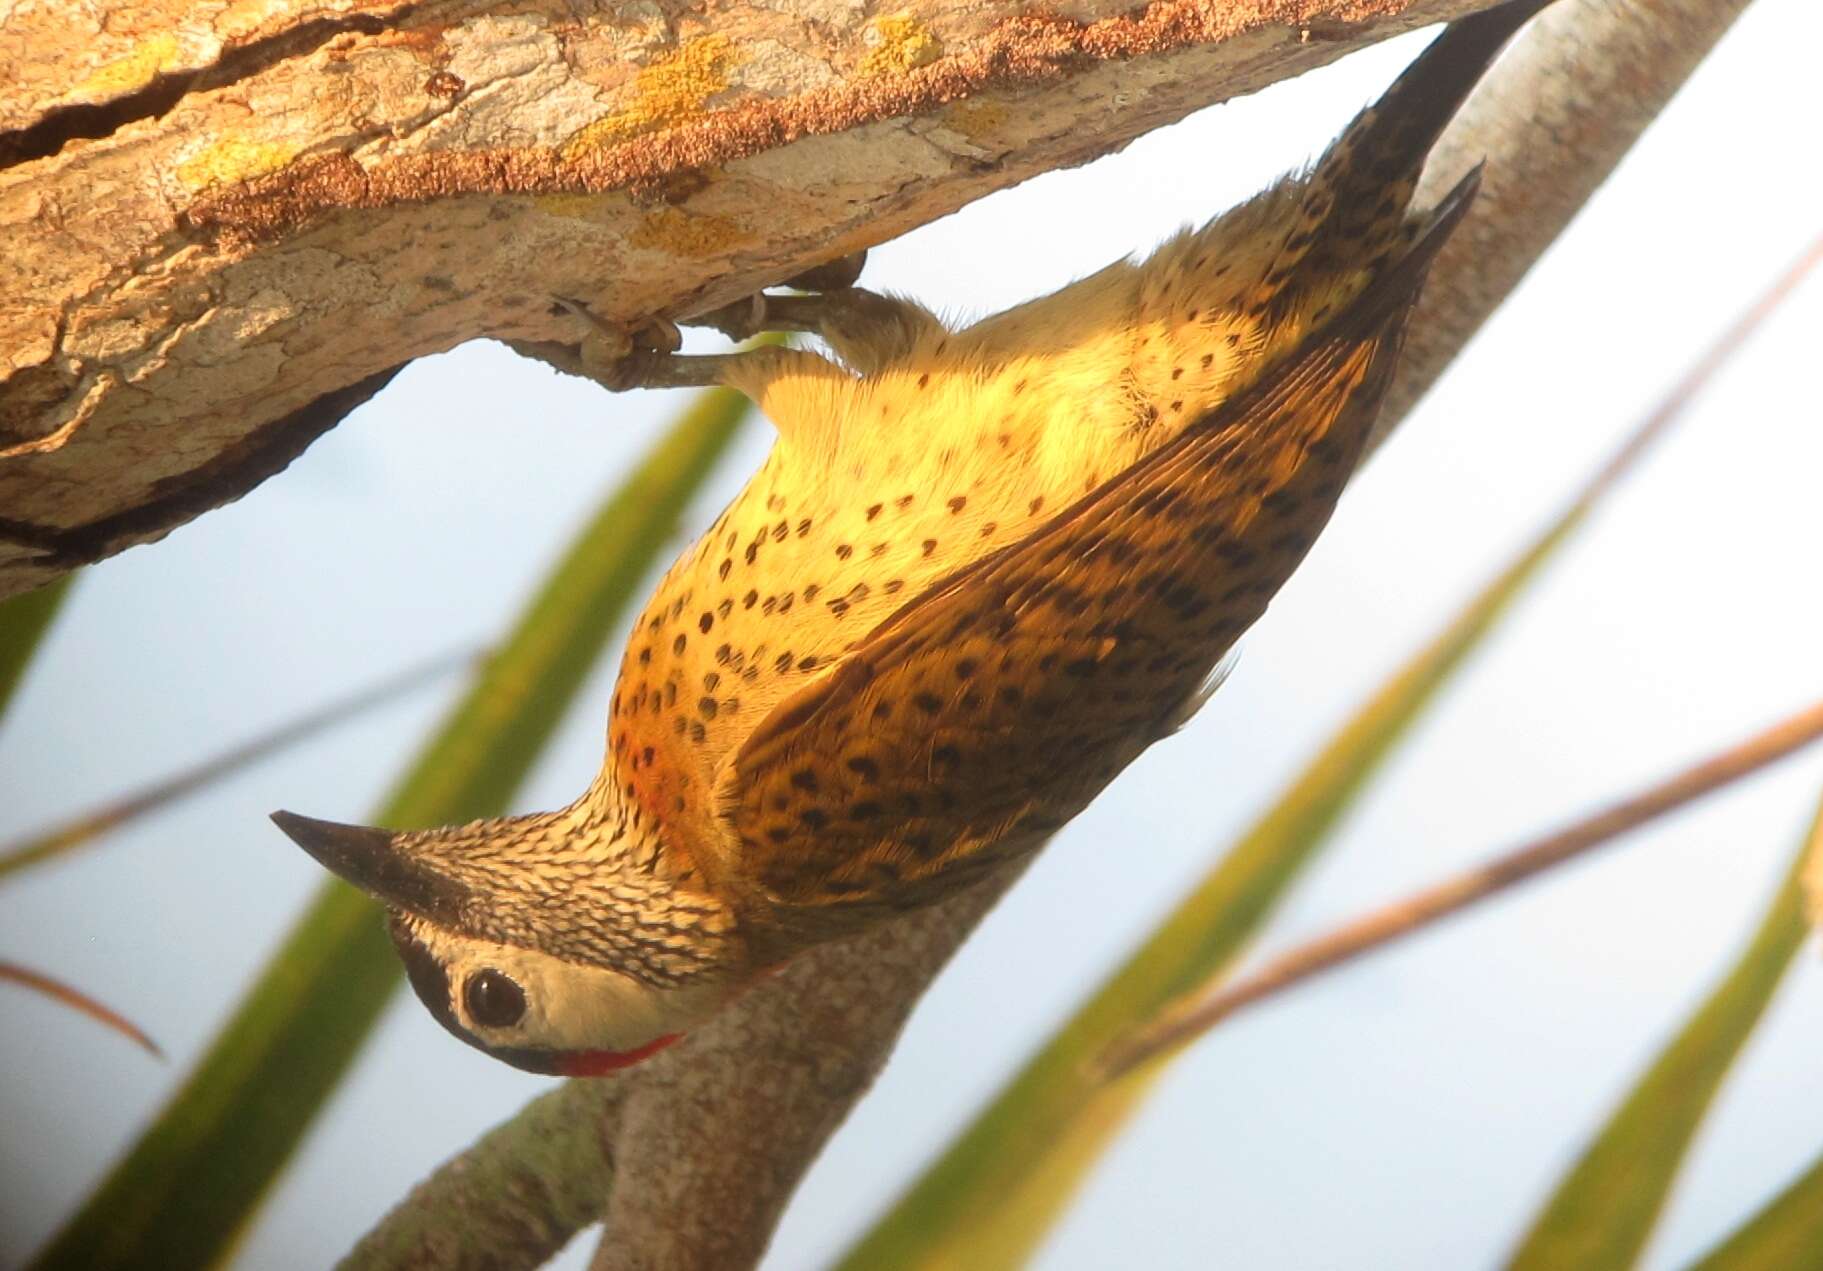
{"left": 463, "top": 968, "right": 526, "bottom": 1029}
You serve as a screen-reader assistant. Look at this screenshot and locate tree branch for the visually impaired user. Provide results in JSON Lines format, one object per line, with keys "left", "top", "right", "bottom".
{"left": 342, "top": 1, "right": 1759, "bottom": 1266}
{"left": 4, "top": 0, "right": 1517, "bottom": 602}
{"left": 1374, "top": 0, "right": 1759, "bottom": 438}
{"left": 343, "top": 1080, "right": 627, "bottom": 1270}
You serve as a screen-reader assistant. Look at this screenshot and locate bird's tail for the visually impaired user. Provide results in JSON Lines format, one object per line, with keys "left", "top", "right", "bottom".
{"left": 1253, "top": 0, "right": 1551, "bottom": 319}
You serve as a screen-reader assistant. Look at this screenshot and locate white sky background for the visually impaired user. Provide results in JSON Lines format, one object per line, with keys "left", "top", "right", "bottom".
{"left": 5, "top": 5, "right": 1823, "bottom": 1268}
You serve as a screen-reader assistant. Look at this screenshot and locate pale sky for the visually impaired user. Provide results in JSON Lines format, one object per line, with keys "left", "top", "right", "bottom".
{"left": 4, "top": 4, "right": 1823, "bottom": 1268}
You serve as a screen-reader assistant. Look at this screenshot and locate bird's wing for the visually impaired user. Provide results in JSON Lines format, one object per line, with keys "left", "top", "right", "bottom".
{"left": 717, "top": 174, "right": 1477, "bottom": 936}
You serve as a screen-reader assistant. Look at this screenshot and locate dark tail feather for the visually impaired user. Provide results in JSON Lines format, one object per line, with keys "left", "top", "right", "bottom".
{"left": 1347, "top": 165, "right": 1483, "bottom": 335}
{"left": 1255, "top": 0, "right": 1547, "bottom": 318}
{"left": 1345, "top": 0, "right": 1553, "bottom": 184}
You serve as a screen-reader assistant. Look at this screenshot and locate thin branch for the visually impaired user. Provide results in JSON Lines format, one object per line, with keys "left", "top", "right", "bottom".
{"left": 1097, "top": 700, "right": 1823, "bottom": 1081}
{"left": 0, "top": 646, "right": 480, "bottom": 879}
{"left": 1573, "top": 232, "right": 1823, "bottom": 504}
{"left": 0, "top": 961, "right": 162, "bottom": 1057}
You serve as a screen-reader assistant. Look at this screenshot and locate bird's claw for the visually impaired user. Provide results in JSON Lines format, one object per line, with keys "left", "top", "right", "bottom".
{"left": 551, "top": 298, "right": 688, "bottom": 391}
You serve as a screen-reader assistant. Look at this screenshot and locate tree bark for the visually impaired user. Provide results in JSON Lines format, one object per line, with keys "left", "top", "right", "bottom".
{"left": 5, "top": 0, "right": 1518, "bottom": 600}
{"left": 336, "top": 1, "right": 1761, "bottom": 1267}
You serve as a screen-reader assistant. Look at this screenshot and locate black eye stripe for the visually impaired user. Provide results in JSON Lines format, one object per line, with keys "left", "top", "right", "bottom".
{"left": 390, "top": 914, "right": 464, "bottom": 1043}
{"left": 464, "top": 968, "right": 527, "bottom": 1029}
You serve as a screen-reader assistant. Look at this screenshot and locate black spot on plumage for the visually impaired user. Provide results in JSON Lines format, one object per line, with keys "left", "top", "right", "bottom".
{"left": 718, "top": 558, "right": 731, "bottom": 580}
{"left": 1261, "top": 487, "right": 1302, "bottom": 514}
{"left": 913, "top": 692, "right": 942, "bottom": 715}
{"left": 673, "top": 634, "right": 687, "bottom": 655}
{"left": 948, "top": 496, "right": 967, "bottom": 514}
{"left": 922, "top": 539, "right": 937, "bottom": 557}
{"left": 847, "top": 756, "right": 880, "bottom": 782}
{"left": 866, "top": 503, "right": 882, "bottom": 521}
{"left": 745, "top": 543, "right": 759, "bottom": 565}
{"left": 791, "top": 769, "right": 819, "bottom": 793}
{"left": 800, "top": 808, "right": 830, "bottom": 830}
{"left": 699, "top": 612, "right": 714, "bottom": 634}
{"left": 744, "top": 589, "right": 758, "bottom": 609}
{"left": 836, "top": 544, "right": 853, "bottom": 560}
{"left": 797, "top": 518, "right": 812, "bottom": 537}
{"left": 798, "top": 655, "right": 818, "bottom": 671}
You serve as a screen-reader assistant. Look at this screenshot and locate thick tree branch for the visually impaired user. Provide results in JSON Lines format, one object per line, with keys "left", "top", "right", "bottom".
{"left": 343, "top": 1080, "right": 627, "bottom": 1269}
{"left": 341, "top": 3, "right": 1759, "bottom": 1267}
{"left": 1374, "top": 0, "right": 1760, "bottom": 437}
{"left": 5, "top": 0, "right": 1514, "bottom": 601}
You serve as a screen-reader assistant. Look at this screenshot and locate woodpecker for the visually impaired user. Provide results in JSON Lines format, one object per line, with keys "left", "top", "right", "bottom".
{"left": 275, "top": 1, "right": 1548, "bottom": 1076}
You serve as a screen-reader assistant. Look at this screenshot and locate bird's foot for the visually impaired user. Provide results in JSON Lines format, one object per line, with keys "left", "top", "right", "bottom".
{"left": 683, "top": 250, "right": 878, "bottom": 343}
{"left": 542, "top": 249, "right": 877, "bottom": 392}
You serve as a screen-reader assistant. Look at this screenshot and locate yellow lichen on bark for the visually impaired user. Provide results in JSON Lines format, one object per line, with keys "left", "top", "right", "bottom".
{"left": 858, "top": 14, "right": 943, "bottom": 76}
{"left": 559, "top": 35, "right": 743, "bottom": 160}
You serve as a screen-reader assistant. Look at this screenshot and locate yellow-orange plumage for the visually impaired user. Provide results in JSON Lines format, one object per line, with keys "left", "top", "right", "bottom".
{"left": 273, "top": 0, "right": 1548, "bottom": 1072}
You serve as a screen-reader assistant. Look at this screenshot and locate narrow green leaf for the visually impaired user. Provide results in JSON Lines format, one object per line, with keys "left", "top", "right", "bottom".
{"left": 1684, "top": 1145, "right": 1823, "bottom": 1271}
{"left": 1506, "top": 792, "right": 1823, "bottom": 1271}
{"left": 30, "top": 385, "right": 755, "bottom": 1271}
{"left": 0, "top": 648, "right": 478, "bottom": 881}
{"left": 0, "top": 576, "right": 73, "bottom": 724}
{"left": 837, "top": 238, "right": 1815, "bottom": 1271}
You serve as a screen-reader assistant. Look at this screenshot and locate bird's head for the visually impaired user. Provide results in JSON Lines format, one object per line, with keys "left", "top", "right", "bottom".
{"left": 270, "top": 810, "right": 735, "bottom": 1075}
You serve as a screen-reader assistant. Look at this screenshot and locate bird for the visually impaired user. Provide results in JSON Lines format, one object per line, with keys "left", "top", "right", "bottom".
{"left": 274, "top": 0, "right": 1549, "bottom": 1076}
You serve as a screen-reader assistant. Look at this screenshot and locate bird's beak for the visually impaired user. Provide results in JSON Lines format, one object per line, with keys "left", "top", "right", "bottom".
{"left": 271, "top": 810, "right": 471, "bottom": 925}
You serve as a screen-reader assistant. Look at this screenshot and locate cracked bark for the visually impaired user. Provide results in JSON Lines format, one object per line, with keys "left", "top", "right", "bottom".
{"left": 332, "top": 2, "right": 1759, "bottom": 1268}
{"left": 6, "top": 0, "right": 1529, "bottom": 601}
